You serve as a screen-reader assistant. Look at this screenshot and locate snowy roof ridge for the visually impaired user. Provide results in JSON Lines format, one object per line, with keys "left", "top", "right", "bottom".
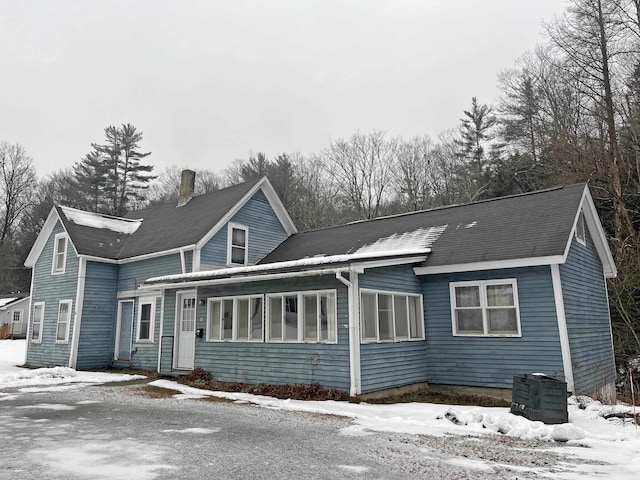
{"left": 60, "top": 206, "right": 143, "bottom": 235}
{"left": 144, "top": 248, "right": 430, "bottom": 285}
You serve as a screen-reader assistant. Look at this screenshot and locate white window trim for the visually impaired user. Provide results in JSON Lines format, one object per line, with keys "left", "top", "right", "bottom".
{"left": 450, "top": 279, "right": 522, "bottom": 337}
{"left": 31, "top": 302, "right": 44, "bottom": 343}
{"left": 575, "top": 210, "right": 586, "bottom": 245}
{"left": 56, "top": 299, "right": 72, "bottom": 343}
{"left": 51, "top": 233, "right": 68, "bottom": 275}
{"left": 206, "top": 294, "right": 264, "bottom": 342}
{"left": 265, "top": 289, "right": 338, "bottom": 344}
{"left": 12, "top": 309, "right": 23, "bottom": 323}
{"left": 227, "top": 222, "right": 249, "bottom": 266}
{"left": 359, "top": 288, "right": 425, "bottom": 343}
{"left": 135, "top": 297, "right": 156, "bottom": 343}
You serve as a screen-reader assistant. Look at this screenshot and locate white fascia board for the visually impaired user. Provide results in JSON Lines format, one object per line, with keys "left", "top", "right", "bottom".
{"left": 78, "top": 254, "right": 118, "bottom": 264}
{"left": 117, "top": 245, "right": 197, "bottom": 264}
{"left": 574, "top": 187, "right": 617, "bottom": 278}
{"left": 357, "top": 255, "right": 428, "bottom": 271}
{"left": 196, "top": 177, "right": 297, "bottom": 250}
{"left": 413, "top": 255, "right": 565, "bottom": 275}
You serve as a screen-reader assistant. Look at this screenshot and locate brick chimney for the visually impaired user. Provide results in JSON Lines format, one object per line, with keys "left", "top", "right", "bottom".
{"left": 177, "top": 169, "right": 196, "bottom": 206}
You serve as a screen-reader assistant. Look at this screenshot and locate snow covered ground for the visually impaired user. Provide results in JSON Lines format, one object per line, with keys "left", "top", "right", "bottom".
{"left": 2, "top": 339, "right": 639, "bottom": 479}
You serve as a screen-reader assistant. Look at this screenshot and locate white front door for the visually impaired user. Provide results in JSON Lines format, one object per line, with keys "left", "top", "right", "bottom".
{"left": 175, "top": 292, "right": 196, "bottom": 370}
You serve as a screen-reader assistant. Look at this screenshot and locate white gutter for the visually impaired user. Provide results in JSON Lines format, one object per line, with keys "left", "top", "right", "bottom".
{"left": 69, "top": 257, "right": 87, "bottom": 369}
{"left": 550, "top": 264, "right": 575, "bottom": 392}
{"left": 336, "top": 268, "right": 362, "bottom": 396}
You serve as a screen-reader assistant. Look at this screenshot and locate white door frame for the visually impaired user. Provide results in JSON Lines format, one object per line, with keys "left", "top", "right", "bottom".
{"left": 174, "top": 290, "right": 197, "bottom": 370}
{"left": 114, "top": 299, "right": 135, "bottom": 361}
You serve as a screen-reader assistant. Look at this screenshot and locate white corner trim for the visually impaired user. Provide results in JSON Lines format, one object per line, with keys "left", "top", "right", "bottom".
{"left": 414, "top": 255, "right": 565, "bottom": 276}
{"left": 69, "top": 257, "right": 87, "bottom": 369}
{"left": 157, "top": 292, "right": 165, "bottom": 373}
{"left": 550, "top": 264, "right": 575, "bottom": 392}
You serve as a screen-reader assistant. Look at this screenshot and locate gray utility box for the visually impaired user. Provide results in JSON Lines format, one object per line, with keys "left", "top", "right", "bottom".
{"left": 511, "top": 374, "right": 568, "bottom": 424}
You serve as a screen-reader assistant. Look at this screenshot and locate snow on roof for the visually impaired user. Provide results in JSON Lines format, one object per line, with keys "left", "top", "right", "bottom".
{"left": 144, "top": 248, "right": 430, "bottom": 285}
{"left": 61, "top": 206, "right": 142, "bottom": 235}
{"left": 0, "top": 298, "right": 17, "bottom": 308}
{"left": 355, "top": 226, "right": 447, "bottom": 254}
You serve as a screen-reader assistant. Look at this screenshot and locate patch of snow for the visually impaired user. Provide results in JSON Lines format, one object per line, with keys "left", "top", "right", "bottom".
{"left": 354, "top": 226, "right": 447, "bottom": 254}
{"left": 337, "top": 465, "right": 369, "bottom": 473}
{"left": 17, "top": 403, "right": 77, "bottom": 411}
{"left": 161, "top": 427, "right": 220, "bottom": 434}
{"left": 61, "top": 206, "right": 142, "bottom": 235}
{"left": 0, "top": 297, "right": 18, "bottom": 307}
{"left": 446, "top": 457, "right": 494, "bottom": 472}
{"left": 464, "top": 221, "right": 477, "bottom": 228}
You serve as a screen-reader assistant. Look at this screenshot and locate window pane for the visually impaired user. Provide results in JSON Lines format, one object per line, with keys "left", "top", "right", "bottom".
{"left": 237, "top": 299, "right": 249, "bottom": 340}
{"left": 456, "top": 309, "right": 483, "bottom": 334}
{"left": 269, "top": 297, "right": 282, "bottom": 340}
{"left": 232, "top": 227, "right": 246, "bottom": 247}
{"left": 487, "top": 308, "right": 518, "bottom": 334}
{"left": 57, "top": 303, "right": 69, "bottom": 341}
{"left": 222, "top": 299, "right": 233, "bottom": 340}
{"left": 139, "top": 303, "right": 152, "bottom": 340}
{"left": 208, "top": 301, "right": 221, "bottom": 340}
{"left": 284, "top": 295, "right": 298, "bottom": 340}
{"left": 455, "top": 286, "right": 480, "bottom": 307}
{"left": 231, "top": 246, "right": 245, "bottom": 264}
{"left": 394, "top": 295, "right": 409, "bottom": 339}
{"left": 378, "top": 294, "right": 393, "bottom": 340}
{"left": 320, "top": 293, "right": 335, "bottom": 342}
{"left": 408, "top": 296, "right": 422, "bottom": 339}
{"left": 250, "top": 298, "right": 263, "bottom": 340}
{"left": 303, "top": 295, "right": 317, "bottom": 340}
{"left": 486, "top": 284, "right": 514, "bottom": 307}
{"left": 361, "top": 293, "right": 377, "bottom": 341}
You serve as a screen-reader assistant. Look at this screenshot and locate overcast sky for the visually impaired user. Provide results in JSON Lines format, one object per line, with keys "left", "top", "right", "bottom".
{"left": 1, "top": 0, "right": 568, "bottom": 178}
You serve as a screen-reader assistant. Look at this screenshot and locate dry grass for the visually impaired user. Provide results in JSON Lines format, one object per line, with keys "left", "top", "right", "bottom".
{"left": 135, "top": 385, "right": 180, "bottom": 398}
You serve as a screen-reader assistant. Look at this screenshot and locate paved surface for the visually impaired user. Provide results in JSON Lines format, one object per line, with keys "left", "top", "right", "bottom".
{"left": 0, "top": 381, "right": 585, "bottom": 479}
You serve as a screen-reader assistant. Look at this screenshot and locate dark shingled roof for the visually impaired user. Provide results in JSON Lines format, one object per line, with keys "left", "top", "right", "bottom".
{"left": 259, "top": 184, "right": 586, "bottom": 267}
{"left": 57, "top": 178, "right": 262, "bottom": 260}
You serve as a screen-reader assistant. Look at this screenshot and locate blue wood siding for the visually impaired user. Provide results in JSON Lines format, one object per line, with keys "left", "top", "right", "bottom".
{"left": 160, "top": 275, "right": 351, "bottom": 391}
{"left": 359, "top": 265, "right": 429, "bottom": 392}
{"left": 422, "top": 266, "right": 565, "bottom": 388}
{"left": 76, "top": 261, "right": 118, "bottom": 369}
{"left": 200, "top": 189, "right": 288, "bottom": 267}
{"left": 560, "top": 229, "right": 616, "bottom": 394}
{"left": 27, "top": 222, "right": 79, "bottom": 367}
{"left": 130, "top": 296, "right": 162, "bottom": 370}
{"left": 117, "top": 254, "right": 183, "bottom": 292}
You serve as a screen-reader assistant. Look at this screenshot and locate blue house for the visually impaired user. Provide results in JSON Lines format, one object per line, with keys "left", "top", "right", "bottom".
{"left": 24, "top": 171, "right": 618, "bottom": 401}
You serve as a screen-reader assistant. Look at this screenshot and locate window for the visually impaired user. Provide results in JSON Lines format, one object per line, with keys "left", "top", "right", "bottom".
{"left": 12, "top": 310, "right": 23, "bottom": 323}
{"left": 136, "top": 297, "right": 155, "bottom": 342}
{"left": 56, "top": 300, "right": 72, "bottom": 342}
{"left": 32, "top": 303, "right": 44, "bottom": 342}
{"left": 575, "top": 210, "right": 586, "bottom": 244}
{"left": 52, "top": 233, "right": 68, "bottom": 274}
{"left": 450, "top": 279, "right": 521, "bottom": 336}
{"left": 207, "top": 295, "right": 263, "bottom": 341}
{"left": 360, "top": 290, "right": 424, "bottom": 342}
{"left": 227, "top": 223, "right": 248, "bottom": 265}
{"left": 267, "top": 290, "right": 337, "bottom": 343}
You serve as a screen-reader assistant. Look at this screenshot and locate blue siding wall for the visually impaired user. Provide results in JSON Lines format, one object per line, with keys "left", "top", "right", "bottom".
{"left": 560, "top": 230, "right": 616, "bottom": 394}
{"left": 76, "top": 261, "right": 118, "bottom": 369}
{"left": 117, "top": 254, "right": 183, "bottom": 292}
{"left": 160, "top": 275, "right": 351, "bottom": 391}
{"left": 129, "top": 296, "right": 162, "bottom": 370}
{"left": 422, "top": 266, "right": 565, "bottom": 388}
{"left": 27, "top": 222, "right": 79, "bottom": 367}
{"left": 200, "top": 189, "right": 288, "bottom": 267}
{"left": 359, "top": 265, "right": 429, "bottom": 392}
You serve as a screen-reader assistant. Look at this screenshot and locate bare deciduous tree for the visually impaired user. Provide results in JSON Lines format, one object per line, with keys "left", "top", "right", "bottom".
{"left": 0, "top": 142, "right": 37, "bottom": 244}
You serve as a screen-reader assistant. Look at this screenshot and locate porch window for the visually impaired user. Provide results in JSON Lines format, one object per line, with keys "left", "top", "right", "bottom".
{"left": 56, "top": 300, "right": 72, "bottom": 342}
{"left": 267, "top": 290, "right": 337, "bottom": 343}
{"left": 360, "top": 290, "right": 424, "bottom": 343}
{"left": 207, "top": 295, "right": 263, "bottom": 342}
{"left": 52, "top": 233, "right": 67, "bottom": 274}
{"left": 227, "top": 223, "right": 248, "bottom": 265}
{"left": 32, "top": 302, "right": 44, "bottom": 342}
{"left": 136, "top": 298, "right": 155, "bottom": 342}
{"left": 450, "top": 279, "right": 521, "bottom": 336}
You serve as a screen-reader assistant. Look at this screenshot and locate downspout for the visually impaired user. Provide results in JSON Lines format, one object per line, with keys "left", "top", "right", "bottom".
{"left": 336, "top": 268, "right": 361, "bottom": 396}
{"left": 69, "top": 257, "right": 87, "bottom": 369}
{"left": 550, "top": 264, "right": 575, "bottom": 393}
{"left": 156, "top": 289, "right": 165, "bottom": 373}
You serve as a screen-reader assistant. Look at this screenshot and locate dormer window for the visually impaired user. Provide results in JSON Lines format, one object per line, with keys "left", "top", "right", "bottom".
{"left": 575, "top": 210, "right": 586, "bottom": 245}
{"left": 52, "top": 233, "right": 68, "bottom": 274}
{"left": 228, "top": 223, "right": 248, "bottom": 265}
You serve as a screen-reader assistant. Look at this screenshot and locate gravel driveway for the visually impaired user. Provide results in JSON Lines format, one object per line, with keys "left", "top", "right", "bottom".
{"left": 0, "top": 380, "right": 594, "bottom": 479}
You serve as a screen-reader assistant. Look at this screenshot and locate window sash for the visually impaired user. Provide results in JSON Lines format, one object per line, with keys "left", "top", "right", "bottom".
{"left": 266, "top": 291, "right": 337, "bottom": 343}
{"left": 32, "top": 303, "right": 44, "bottom": 342}
{"left": 52, "top": 234, "right": 67, "bottom": 273}
{"left": 360, "top": 290, "right": 424, "bottom": 343}
{"left": 207, "top": 296, "right": 264, "bottom": 342}
{"left": 56, "top": 300, "right": 72, "bottom": 342}
{"left": 228, "top": 223, "right": 248, "bottom": 265}
{"left": 137, "top": 299, "right": 155, "bottom": 342}
{"left": 451, "top": 280, "right": 520, "bottom": 336}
